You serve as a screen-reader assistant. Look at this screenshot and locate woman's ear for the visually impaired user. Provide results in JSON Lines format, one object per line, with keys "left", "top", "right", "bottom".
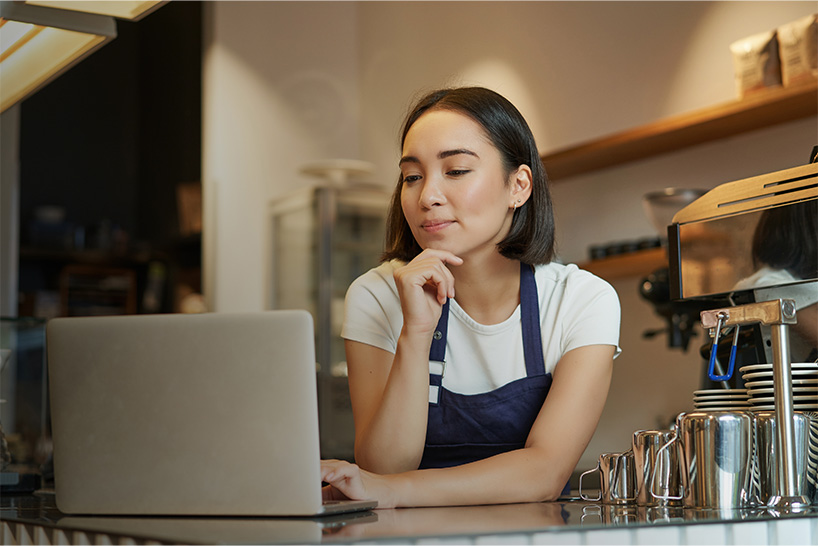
{"left": 509, "top": 165, "right": 533, "bottom": 209}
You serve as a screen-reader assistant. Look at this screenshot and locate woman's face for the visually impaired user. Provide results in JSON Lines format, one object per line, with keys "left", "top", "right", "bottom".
{"left": 399, "top": 109, "right": 524, "bottom": 261}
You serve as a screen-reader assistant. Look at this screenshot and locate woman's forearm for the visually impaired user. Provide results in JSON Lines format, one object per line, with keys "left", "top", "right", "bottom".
{"left": 354, "top": 328, "right": 434, "bottom": 473}
{"left": 321, "top": 445, "right": 569, "bottom": 510}
{"left": 385, "top": 446, "right": 569, "bottom": 507}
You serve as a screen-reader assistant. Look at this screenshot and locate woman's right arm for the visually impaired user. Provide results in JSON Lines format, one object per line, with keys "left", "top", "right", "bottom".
{"left": 345, "top": 335, "right": 431, "bottom": 473}
{"left": 346, "top": 250, "right": 462, "bottom": 474}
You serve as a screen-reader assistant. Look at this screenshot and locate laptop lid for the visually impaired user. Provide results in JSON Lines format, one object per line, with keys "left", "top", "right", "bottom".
{"left": 47, "top": 310, "right": 374, "bottom": 516}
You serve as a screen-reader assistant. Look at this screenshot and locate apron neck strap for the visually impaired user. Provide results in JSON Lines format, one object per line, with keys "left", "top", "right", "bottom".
{"left": 429, "top": 262, "right": 545, "bottom": 376}
{"left": 520, "top": 262, "right": 545, "bottom": 377}
{"left": 429, "top": 299, "right": 449, "bottom": 363}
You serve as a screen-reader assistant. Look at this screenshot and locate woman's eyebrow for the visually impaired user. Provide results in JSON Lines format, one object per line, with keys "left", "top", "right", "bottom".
{"left": 399, "top": 149, "right": 479, "bottom": 166}
{"left": 439, "top": 148, "right": 479, "bottom": 160}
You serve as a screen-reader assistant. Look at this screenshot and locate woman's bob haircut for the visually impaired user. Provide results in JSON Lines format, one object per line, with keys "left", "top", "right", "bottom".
{"left": 382, "top": 86, "right": 556, "bottom": 265}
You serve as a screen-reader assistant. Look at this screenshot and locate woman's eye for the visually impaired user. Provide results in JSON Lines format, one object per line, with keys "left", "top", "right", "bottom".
{"left": 447, "top": 169, "right": 471, "bottom": 177}
{"left": 402, "top": 174, "right": 421, "bottom": 184}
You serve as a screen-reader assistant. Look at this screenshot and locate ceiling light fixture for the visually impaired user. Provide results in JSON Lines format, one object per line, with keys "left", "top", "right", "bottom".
{"left": 0, "top": 2, "right": 116, "bottom": 113}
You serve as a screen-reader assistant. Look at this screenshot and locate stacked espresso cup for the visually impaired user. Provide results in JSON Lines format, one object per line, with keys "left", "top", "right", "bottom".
{"left": 692, "top": 389, "right": 751, "bottom": 411}
{"left": 740, "top": 362, "right": 818, "bottom": 507}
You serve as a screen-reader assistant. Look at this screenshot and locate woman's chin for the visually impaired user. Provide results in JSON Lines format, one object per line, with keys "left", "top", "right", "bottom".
{"left": 420, "top": 242, "right": 458, "bottom": 255}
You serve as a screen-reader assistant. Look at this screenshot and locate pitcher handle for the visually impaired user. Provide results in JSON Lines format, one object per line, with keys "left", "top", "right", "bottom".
{"left": 579, "top": 462, "right": 602, "bottom": 502}
{"left": 650, "top": 431, "right": 685, "bottom": 501}
{"left": 611, "top": 448, "right": 638, "bottom": 502}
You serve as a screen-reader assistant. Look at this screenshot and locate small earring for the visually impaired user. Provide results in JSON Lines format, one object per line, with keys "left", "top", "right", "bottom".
{"left": 513, "top": 199, "right": 521, "bottom": 210}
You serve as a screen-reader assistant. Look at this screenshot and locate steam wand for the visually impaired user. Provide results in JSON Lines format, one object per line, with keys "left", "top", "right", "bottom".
{"left": 700, "top": 299, "right": 810, "bottom": 510}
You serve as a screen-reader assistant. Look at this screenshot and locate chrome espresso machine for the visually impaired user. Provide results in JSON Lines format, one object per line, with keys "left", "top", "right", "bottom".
{"left": 667, "top": 159, "right": 818, "bottom": 510}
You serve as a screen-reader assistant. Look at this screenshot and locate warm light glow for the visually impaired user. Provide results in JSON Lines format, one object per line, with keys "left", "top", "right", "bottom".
{"left": 0, "top": 19, "right": 42, "bottom": 61}
{"left": 0, "top": 3, "right": 115, "bottom": 112}
{"left": 25, "top": 1, "right": 163, "bottom": 21}
{"left": 0, "top": 24, "right": 105, "bottom": 111}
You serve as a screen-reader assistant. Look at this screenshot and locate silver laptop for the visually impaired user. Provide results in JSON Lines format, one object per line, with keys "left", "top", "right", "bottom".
{"left": 47, "top": 310, "right": 376, "bottom": 516}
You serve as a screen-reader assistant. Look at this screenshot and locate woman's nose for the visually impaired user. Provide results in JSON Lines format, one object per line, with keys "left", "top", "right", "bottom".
{"left": 418, "top": 178, "right": 445, "bottom": 208}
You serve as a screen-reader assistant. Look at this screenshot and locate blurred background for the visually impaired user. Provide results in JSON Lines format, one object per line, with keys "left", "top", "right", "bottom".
{"left": 1, "top": 1, "right": 815, "bottom": 478}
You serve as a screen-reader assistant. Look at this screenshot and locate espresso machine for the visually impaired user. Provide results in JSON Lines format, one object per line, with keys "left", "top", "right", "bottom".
{"left": 666, "top": 159, "right": 818, "bottom": 510}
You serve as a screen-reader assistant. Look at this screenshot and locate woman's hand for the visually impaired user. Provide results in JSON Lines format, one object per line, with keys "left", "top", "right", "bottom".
{"left": 393, "top": 249, "right": 463, "bottom": 335}
{"left": 321, "top": 459, "right": 399, "bottom": 509}
{"left": 344, "top": 250, "right": 462, "bottom": 475}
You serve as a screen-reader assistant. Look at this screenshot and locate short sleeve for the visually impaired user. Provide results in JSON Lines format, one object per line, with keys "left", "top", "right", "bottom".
{"left": 341, "top": 263, "right": 402, "bottom": 354}
{"left": 561, "top": 273, "right": 622, "bottom": 359}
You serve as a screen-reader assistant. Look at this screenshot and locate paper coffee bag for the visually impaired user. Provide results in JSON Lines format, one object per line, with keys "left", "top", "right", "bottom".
{"left": 730, "top": 30, "right": 782, "bottom": 97}
{"left": 778, "top": 14, "right": 818, "bottom": 86}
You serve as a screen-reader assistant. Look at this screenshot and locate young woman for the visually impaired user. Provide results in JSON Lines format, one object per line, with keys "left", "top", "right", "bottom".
{"left": 321, "top": 87, "right": 621, "bottom": 508}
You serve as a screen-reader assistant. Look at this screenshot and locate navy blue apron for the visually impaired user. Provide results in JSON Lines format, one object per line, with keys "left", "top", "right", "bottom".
{"left": 419, "top": 262, "right": 566, "bottom": 499}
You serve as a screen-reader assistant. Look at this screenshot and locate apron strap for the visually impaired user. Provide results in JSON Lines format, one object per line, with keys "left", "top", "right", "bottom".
{"left": 428, "top": 262, "right": 546, "bottom": 380}
{"left": 428, "top": 299, "right": 449, "bottom": 405}
{"left": 520, "top": 262, "right": 545, "bottom": 377}
{"left": 429, "top": 299, "right": 449, "bottom": 363}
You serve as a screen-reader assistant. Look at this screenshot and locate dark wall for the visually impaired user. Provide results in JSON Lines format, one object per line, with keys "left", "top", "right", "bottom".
{"left": 19, "top": 1, "right": 202, "bottom": 249}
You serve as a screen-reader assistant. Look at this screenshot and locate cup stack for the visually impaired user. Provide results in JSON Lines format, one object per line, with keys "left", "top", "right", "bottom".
{"left": 692, "top": 389, "right": 751, "bottom": 411}
{"left": 739, "top": 363, "right": 818, "bottom": 411}
{"left": 739, "top": 362, "right": 818, "bottom": 504}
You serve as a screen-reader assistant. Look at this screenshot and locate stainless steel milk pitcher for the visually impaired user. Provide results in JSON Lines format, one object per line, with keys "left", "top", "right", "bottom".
{"left": 651, "top": 411, "right": 754, "bottom": 510}
{"left": 752, "top": 411, "right": 813, "bottom": 505}
{"left": 580, "top": 450, "right": 637, "bottom": 505}
{"left": 633, "top": 429, "right": 679, "bottom": 506}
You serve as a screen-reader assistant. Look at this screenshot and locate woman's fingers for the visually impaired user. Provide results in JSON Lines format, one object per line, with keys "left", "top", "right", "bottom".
{"left": 322, "top": 483, "right": 347, "bottom": 501}
{"left": 321, "top": 460, "right": 369, "bottom": 501}
{"left": 414, "top": 260, "right": 455, "bottom": 302}
{"left": 320, "top": 459, "right": 397, "bottom": 508}
{"left": 394, "top": 250, "right": 462, "bottom": 322}
{"left": 399, "top": 254, "right": 457, "bottom": 291}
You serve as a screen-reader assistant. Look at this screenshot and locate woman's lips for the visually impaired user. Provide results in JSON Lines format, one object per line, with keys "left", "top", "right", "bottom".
{"left": 421, "top": 220, "right": 454, "bottom": 233}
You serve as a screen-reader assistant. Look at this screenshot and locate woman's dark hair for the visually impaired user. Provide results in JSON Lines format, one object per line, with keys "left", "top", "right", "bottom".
{"left": 752, "top": 199, "right": 818, "bottom": 280}
{"left": 381, "top": 87, "right": 556, "bottom": 265}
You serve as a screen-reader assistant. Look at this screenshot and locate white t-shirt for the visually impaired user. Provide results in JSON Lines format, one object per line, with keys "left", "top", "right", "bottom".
{"left": 342, "top": 260, "right": 622, "bottom": 395}
{"left": 734, "top": 267, "right": 818, "bottom": 361}
{"left": 734, "top": 267, "right": 818, "bottom": 310}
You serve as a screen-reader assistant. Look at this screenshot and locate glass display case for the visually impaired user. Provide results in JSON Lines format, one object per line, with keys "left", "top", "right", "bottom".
{"left": 269, "top": 183, "right": 390, "bottom": 460}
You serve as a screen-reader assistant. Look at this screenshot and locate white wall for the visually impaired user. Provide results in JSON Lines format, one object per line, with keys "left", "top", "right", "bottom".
{"left": 356, "top": 1, "right": 816, "bottom": 264}
{"left": 202, "top": 1, "right": 361, "bottom": 312}
{"left": 203, "top": 1, "right": 818, "bottom": 469}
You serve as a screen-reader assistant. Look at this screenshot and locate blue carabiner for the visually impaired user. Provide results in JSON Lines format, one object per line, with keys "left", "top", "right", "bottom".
{"left": 709, "top": 314, "right": 739, "bottom": 381}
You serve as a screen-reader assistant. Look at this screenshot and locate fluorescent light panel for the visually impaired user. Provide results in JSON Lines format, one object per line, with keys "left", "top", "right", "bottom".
{"left": 24, "top": 1, "right": 164, "bottom": 21}
{"left": 0, "top": 2, "right": 116, "bottom": 113}
{"left": 0, "top": 19, "right": 42, "bottom": 60}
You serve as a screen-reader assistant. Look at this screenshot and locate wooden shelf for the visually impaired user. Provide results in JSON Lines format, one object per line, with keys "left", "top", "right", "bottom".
{"left": 579, "top": 247, "right": 668, "bottom": 281}
{"left": 541, "top": 80, "right": 818, "bottom": 180}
